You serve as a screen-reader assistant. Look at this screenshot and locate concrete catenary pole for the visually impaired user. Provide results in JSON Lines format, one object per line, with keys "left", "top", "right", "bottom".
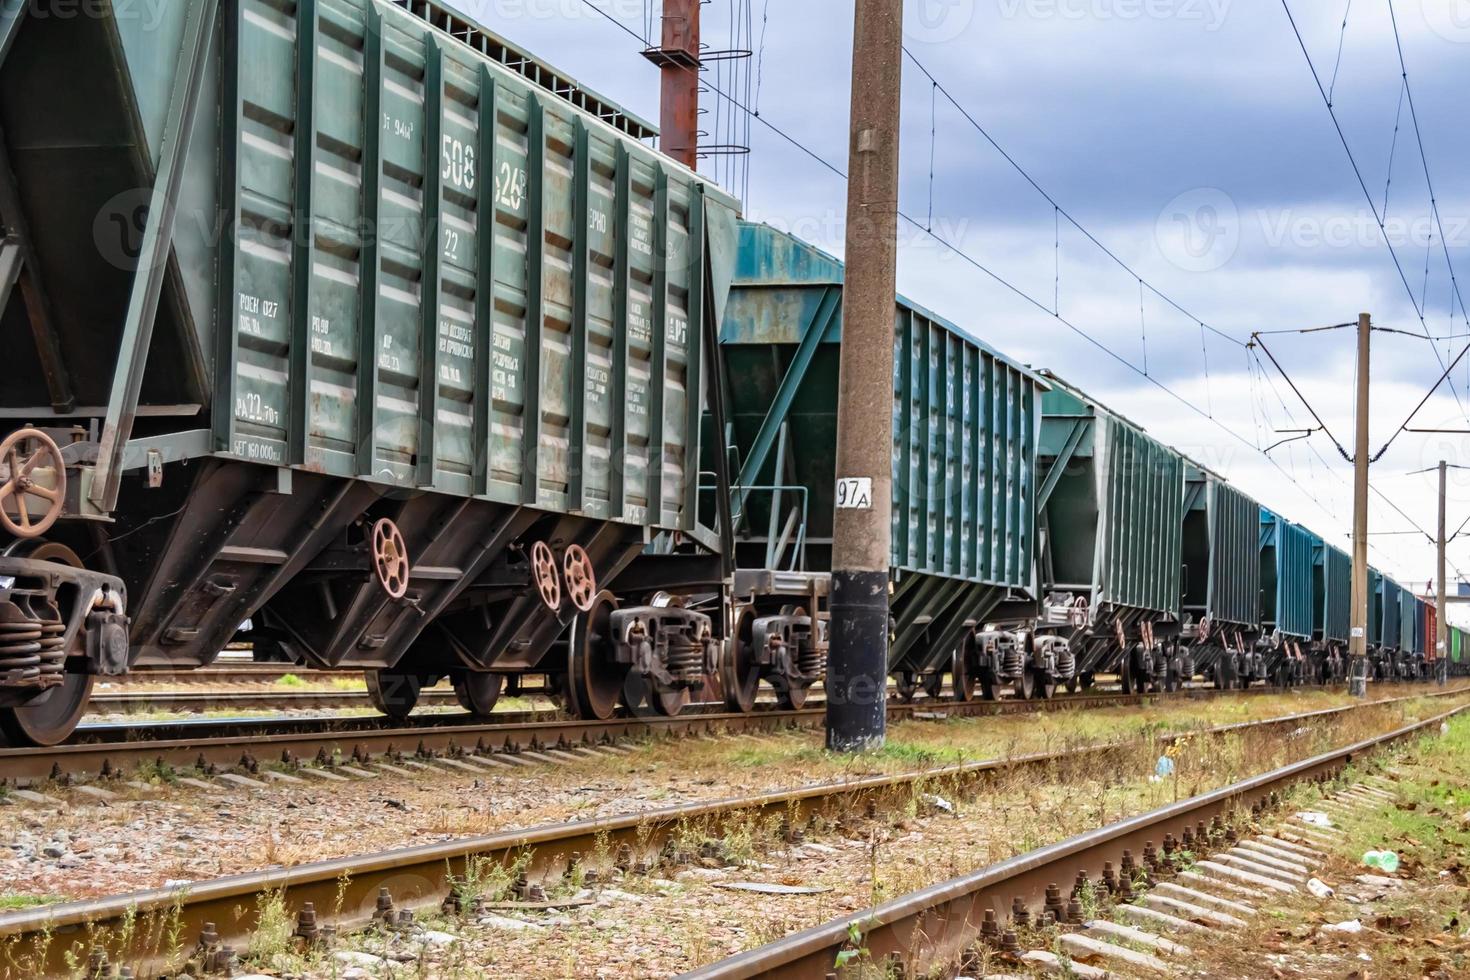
{"left": 1348, "top": 312, "right": 1371, "bottom": 697}
{"left": 646, "top": 0, "right": 700, "bottom": 170}
{"left": 826, "top": 0, "right": 903, "bottom": 752}
{"left": 1437, "top": 459, "right": 1448, "bottom": 685}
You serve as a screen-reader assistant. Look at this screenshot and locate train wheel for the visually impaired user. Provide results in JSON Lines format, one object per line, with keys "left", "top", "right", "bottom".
{"left": 567, "top": 590, "right": 625, "bottom": 721}
{"left": 1036, "top": 678, "right": 1057, "bottom": 700}
{"left": 1079, "top": 672, "right": 1096, "bottom": 690}
{"left": 895, "top": 671, "right": 918, "bottom": 703}
{"left": 0, "top": 542, "right": 94, "bottom": 747}
{"left": 921, "top": 672, "right": 943, "bottom": 700}
{"left": 1015, "top": 669, "right": 1036, "bottom": 700}
{"left": 1119, "top": 656, "right": 1135, "bottom": 695}
{"left": 365, "top": 670, "right": 423, "bottom": 721}
{"left": 451, "top": 671, "right": 503, "bottom": 716}
{"left": 1064, "top": 675, "right": 1079, "bottom": 695}
{"left": 720, "top": 608, "right": 759, "bottom": 714}
{"left": 774, "top": 678, "right": 809, "bottom": 711}
{"left": 951, "top": 646, "right": 977, "bottom": 702}
{"left": 979, "top": 674, "right": 997, "bottom": 700}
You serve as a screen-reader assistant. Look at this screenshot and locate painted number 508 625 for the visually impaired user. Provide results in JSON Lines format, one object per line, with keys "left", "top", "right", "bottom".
{"left": 441, "top": 136, "right": 476, "bottom": 192}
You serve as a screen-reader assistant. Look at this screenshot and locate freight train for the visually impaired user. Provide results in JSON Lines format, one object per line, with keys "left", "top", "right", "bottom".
{"left": 0, "top": 0, "right": 1456, "bottom": 746}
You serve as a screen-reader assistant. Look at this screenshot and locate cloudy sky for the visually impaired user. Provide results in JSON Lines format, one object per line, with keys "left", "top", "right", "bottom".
{"left": 454, "top": 0, "right": 1470, "bottom": 614}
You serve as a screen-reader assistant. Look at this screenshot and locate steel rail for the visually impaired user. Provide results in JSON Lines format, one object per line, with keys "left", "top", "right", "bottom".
{"left": 87, "top": 689, "right": 461, "bottom": 713}
{"left": 8, "top": 682, "right": 1435, "bottom": 785}
{"left": 0, "top": 690, "right": 1183, "bottom": 784}
{"left": 682, "top": 703, "right": 1468, "bottom": 979}
{"left": 0, "top": 691, "right": 1463, "bottom": 976}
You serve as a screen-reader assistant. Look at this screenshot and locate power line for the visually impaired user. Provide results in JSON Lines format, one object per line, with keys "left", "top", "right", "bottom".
{"left": 1278, "top": 0, "right": 1467, "bottom": 418}
{"left": 574, "top": 0, "right": 1448, "bottom": 582}
{"left": 900, "top": 46, "right": 1245, "bottom": 352}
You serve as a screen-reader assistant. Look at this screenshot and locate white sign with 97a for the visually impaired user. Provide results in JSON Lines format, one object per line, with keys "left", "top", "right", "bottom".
{"left": 835, "top": 477, "right": 874, "bottom": 510}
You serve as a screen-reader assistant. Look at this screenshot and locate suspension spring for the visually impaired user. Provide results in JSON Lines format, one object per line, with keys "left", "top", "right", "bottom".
{"left": 1001, "top": 644, "right": 1024, "bottom": 676}
{"left": 664, "top": 640, "right": 705, "bottom": 683}
{"left": 1055, "top": 644, "right": 1076, "bottom": 678}
{"left": 798, "top": 645, "right": 826, "bottom": 680}
{"left": 0, "top": 622, "right": 44, "bottom": 681}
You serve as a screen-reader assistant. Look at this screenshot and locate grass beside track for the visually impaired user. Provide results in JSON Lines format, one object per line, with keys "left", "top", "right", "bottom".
{"left": 1171, "top": 714, "right": 1470, "bottom": 979}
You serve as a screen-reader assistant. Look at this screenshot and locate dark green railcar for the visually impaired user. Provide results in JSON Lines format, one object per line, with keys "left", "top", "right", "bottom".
{"left": 1310, "top": 536, "right": 1352, "bottom": 681}
{"left": 0, "top": 0, "right": 742, "bottom": 741}
{"left": 1179, "top": 463, "right": 1261, "bottom": 687}
{"left": 718, "top": 222, "right": 1047, "bottom": 703}
{"left": 1254, "top": 509, "right": 1316, "bottom": 688}
{"left": 1034, "top": 374, "right": 1184, "bottom": 693}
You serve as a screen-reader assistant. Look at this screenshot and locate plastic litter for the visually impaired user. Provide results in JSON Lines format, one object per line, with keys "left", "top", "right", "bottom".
{"left": 1306, "top": 877, "right": 1334, "bottom": 898}
{"left": 1154, "top": 756, "right": 1176, "bottom": 778}
{"left": 1295, "top": 810, "right": 1334, "bottom": 828}
{"left": 1362, "top": 850, "right": 1400, "bottom": 873}
{"left": 1320, "top": 919, "right": 1363, "bottom": 934}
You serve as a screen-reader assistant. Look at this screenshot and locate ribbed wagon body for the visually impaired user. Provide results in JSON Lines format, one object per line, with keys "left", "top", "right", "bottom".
{"left": 1250, "top": 508, "right": 1314, "bottom": 687}
{"left": 1308, "top": 537, "right": 1351, "bottom": 682}
{"left": 717, "top": 222, "right": 1047, "bottom": 702}
{"left": 1034, "top": 374, "right": 1184, "bottom": 693}
{"left": 1178, "top": 463, "right": 1261, "bottom": 686}
{"left": 0, "top": 0, "right": 741, "bottom": 741}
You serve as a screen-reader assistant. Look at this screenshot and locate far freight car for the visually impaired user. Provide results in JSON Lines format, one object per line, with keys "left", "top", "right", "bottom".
{"left": 1178, "top": 463, "right": 1261, "bottom": 689}
{"left": 1310, "top": 538, "right": 1351, "bottom": 682}
{"left": 1033, "top": 374, "right": 1184, "bottom": 694}
{"left": 717, "top": 222, "right": 1047, "bottom": 703}
{"left": 1256, "top": 508, "right": 1314, "bottom": 688}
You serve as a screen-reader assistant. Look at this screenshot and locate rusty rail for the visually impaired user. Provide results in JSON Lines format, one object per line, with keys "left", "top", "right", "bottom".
{"left": 682, "top": 703, "right": 1467, "bottom": 979}
{"left": 0, "top": 690, "right": 1463, "bottom": 976}
{"left": 3, "top": 682, "right": 1354, "bottom": 785}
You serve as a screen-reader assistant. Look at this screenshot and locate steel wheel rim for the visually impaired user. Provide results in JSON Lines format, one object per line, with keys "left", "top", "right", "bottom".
{"left": 720, "top": 608, "right": 759, "bottom": 713}
{"left": 365, "top": 670, "right": 421, "bottom": 720}
{"left": 951, "top": 643, "right": 976, "bottom": 702}
{"left": 568, "top": 590, "right": 623, "bottom": 720}
{"left": 452, "top": 672, "right": 503, "bottom": 716}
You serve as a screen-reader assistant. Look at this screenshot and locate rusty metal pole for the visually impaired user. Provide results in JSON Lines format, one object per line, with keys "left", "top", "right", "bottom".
{"left": 826, "top": 0, "right": 903, "bottom": 752}
{"left": 646, "top": 0, "right": 700, "bottom": 170}
{"left": 1348, "top": 312, "right": 1371, "bottom": 697}
{"left": 1437, "top": 459, "right": 1448, "bottom": 685}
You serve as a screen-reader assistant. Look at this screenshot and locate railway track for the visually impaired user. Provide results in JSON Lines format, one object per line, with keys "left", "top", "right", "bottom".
{"left": 683, "top": 705, "right": 1464, "bottom": 979}
{"left": 2, "top": 690, "right": 1461, "bottom": 977}
{"left": 1, "top": 688, "right": 1210, "bottom": 785}
{"left": 88, "top": 688, "right": 463, "bottom": 714}
{"left": 7, "top": 682, "right": 1438, "bottom": 786}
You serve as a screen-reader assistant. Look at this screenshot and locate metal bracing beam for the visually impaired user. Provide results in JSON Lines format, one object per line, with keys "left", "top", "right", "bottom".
{"left": 0, "top": 130, "right": 74, "bottom": 411}
{"left": 92, "top": 0, "right": 218, "bottom": 511}
{"left": 731, "top": 286, "right": 841, "bottom": 524}
{"left": 0, "top": 235, "right": 18, "bottom": 312}
{"left": 1036, "top": 420, "right": 1085, "bottom": 511}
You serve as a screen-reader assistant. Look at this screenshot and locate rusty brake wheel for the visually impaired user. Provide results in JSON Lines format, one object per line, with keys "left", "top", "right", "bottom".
{"left": 567, "top": 589, "right": 624, "bottom": 720}
{"left": 0, "top": 428, "right": 66, "bottom": 540}
{"left": 370, "top": 518, "right": 410, "bottom": 600}
{"left": 562, "top": 544, "right": 596, "bottom": 613}
{"left": 0, "top": 542, "right": 93, "bottom": 747}
{"left": 530, "top": 540, "right": 561, "bottom": 611}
